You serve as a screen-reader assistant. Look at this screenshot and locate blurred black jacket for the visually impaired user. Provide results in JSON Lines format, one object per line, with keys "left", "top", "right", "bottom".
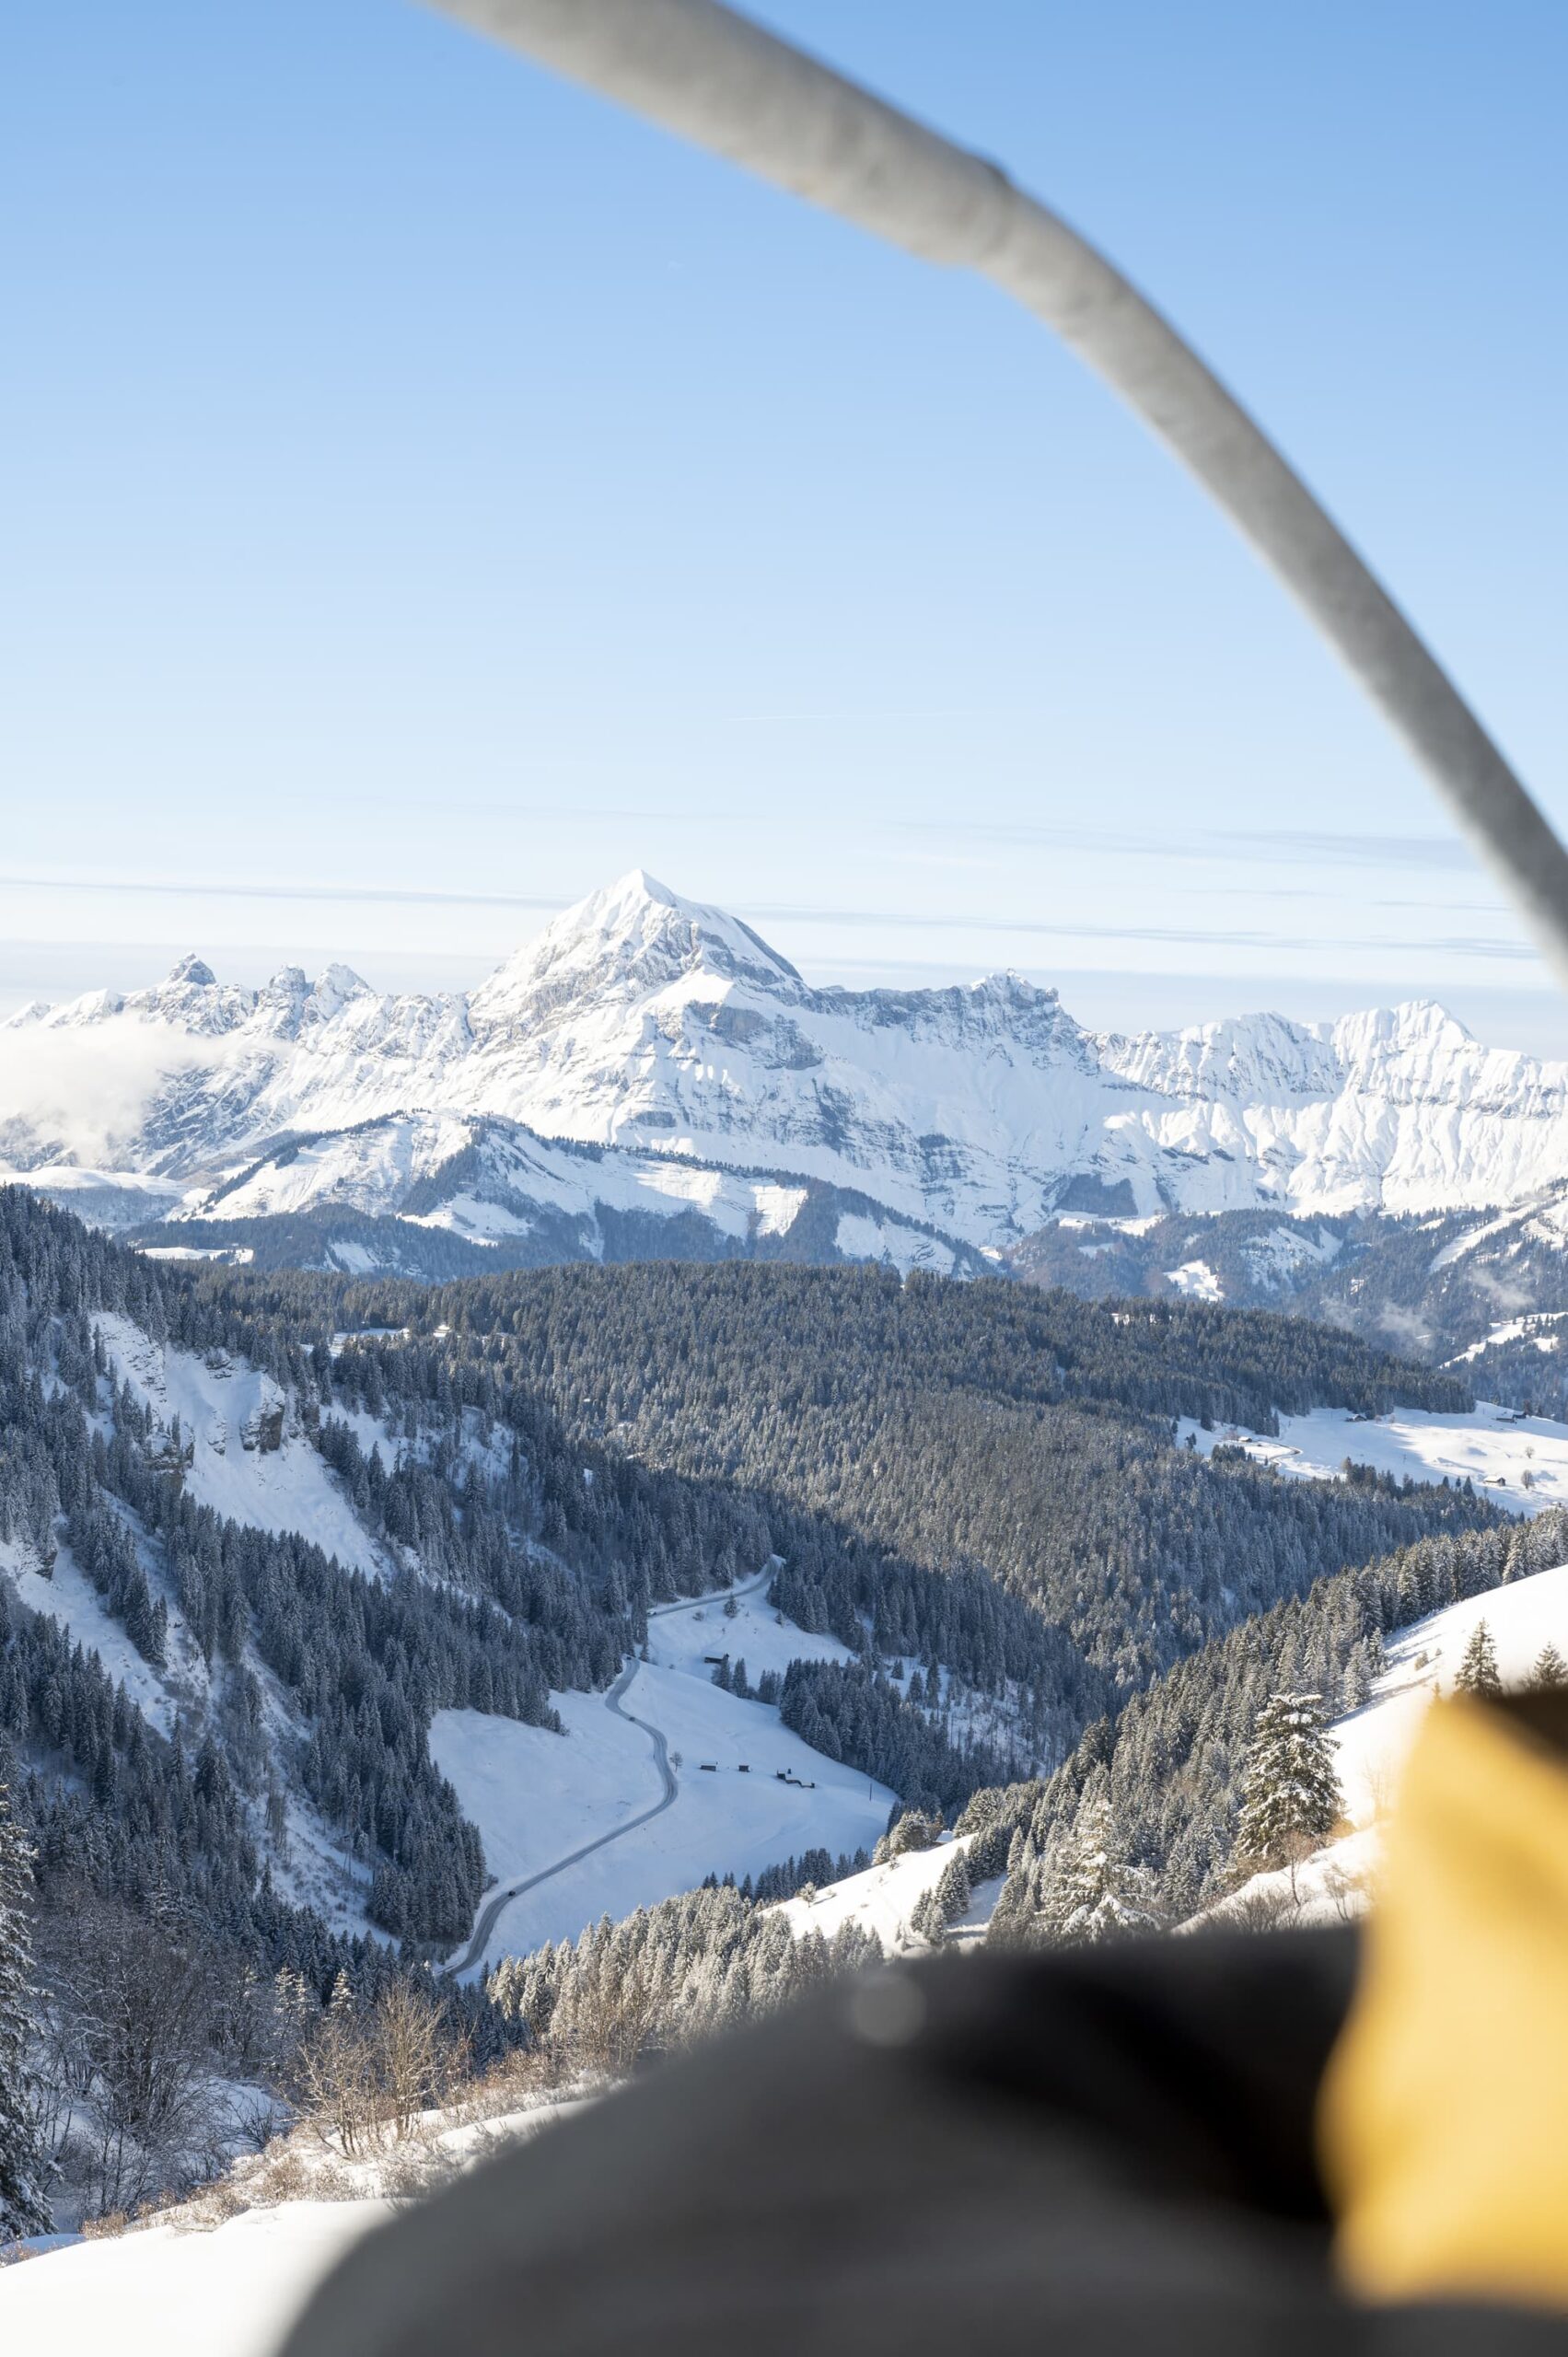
{"left": 279, "top": 1928, "right": 1567, "bottom": 2355}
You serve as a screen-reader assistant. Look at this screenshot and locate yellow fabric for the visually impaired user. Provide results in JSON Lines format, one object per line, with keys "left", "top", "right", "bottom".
{"left": 1318, "top": 1693, "right": 1568, "bottom": 2310}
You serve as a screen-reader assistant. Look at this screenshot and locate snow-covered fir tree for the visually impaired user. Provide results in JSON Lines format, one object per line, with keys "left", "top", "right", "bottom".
{"left": 1530, "top": 1642, "right": 1568, "bottom": 1690}
{"left": 873, "top": 1809, "right": 942, "bottom": 1864}
{"left": 1341, "top": 1639, "right": 1376, "bottom": 1713}
{"left": 1235, "top": 1691, "right": 1343, "bottom": 1874}
{"left": 934, "top": 1847, "right": 972, "bottom": 1925}
{"left": 1454, "top": 1620, "right": 1503, "bottom": 1698}
{"left": 982, "top": 1861, "right": 1038, "bottom": 1950}
{"left": 1035, "top": 1791, "right": 1162, "bottom": 1945}
{"left": 908, "top": 1887, "right": 947, "bottom": 1946}
{"left": 0, "top": 1784, "right": 50, "bottom": 2240}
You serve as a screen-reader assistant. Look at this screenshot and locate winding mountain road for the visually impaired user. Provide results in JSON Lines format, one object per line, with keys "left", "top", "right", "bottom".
{"left": 447, "top": 1566, "right": 776, "bottom": 1976}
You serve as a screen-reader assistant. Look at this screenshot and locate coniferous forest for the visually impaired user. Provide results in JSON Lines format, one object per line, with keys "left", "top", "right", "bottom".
{"left": 0, "top": 1189, "right": 1530, "bottom": 2226}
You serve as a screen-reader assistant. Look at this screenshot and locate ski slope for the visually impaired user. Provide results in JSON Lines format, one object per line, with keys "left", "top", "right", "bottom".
{"left": 433, "top": 1574, "right": 895, "bottom": 1970}
{"left": 1179, "top": 1400, "right": 1568, "bottom": 1513}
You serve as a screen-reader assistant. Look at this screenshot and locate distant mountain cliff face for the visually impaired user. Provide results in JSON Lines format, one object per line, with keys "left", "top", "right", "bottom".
{"left": 6, "top": 867, "right": 1568, "bottom": 1279}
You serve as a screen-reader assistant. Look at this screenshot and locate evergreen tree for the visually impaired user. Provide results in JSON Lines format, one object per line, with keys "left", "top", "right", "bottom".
{"left": 933, "top": 1847, "right": 972, "bottom": 1925}
{"left": 1529, "top": 1641, "right": 1568, "bottom": 1691}
{"left": 908, "top": 1887, "right": 947, "bottom": 1946}
{"left": 876, "top": 1809, "right": 942, "bottom": 1862}
{"left": 1037, "top": 1794, "right": 1161, "bottom": 1945}
{"left": 1235, "top": 1691, "right": 1342, "bottom": 1874}
{"left": 1454, "top": 1619, "right": 1503, "bottom": 1698}
{"left": 981, "top": 1862, "right": 1038, "bottom": 1950}
{"left": 1341, "top": 1641, "right": 1374, "bottom": 1712}
{"left": 0, "top": 1784, "right": 50, "bottom": 2239}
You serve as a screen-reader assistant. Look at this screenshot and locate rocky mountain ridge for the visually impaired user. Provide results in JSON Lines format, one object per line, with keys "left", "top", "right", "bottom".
{"left": 6, "top": 869, "right": 1568, "bottom": 1279}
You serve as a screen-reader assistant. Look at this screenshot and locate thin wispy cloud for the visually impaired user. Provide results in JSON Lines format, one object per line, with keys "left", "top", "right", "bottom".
{"left": 0, "top": 872, "right": 566, "bottom": 914}
{"left": 743, "top": 904, "right": 1532, "bottom": 959}
{"left": 897, "top": 822, "right": 1478, "bottom": 873}
{"left": 0, "top": 872, "right": 1533, "bottom": 963}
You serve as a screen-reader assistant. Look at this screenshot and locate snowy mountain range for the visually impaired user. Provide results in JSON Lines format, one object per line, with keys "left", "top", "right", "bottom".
{"left": 7, "top": 867, "right": 1568, "bottom": 1280}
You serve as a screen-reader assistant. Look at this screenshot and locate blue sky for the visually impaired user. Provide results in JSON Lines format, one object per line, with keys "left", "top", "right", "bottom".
{"left": 5, "top": 1, "right": 1566, "bottom": 1047}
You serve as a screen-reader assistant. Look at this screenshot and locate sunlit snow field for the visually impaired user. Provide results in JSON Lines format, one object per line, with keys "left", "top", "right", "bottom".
{"left": 1179, "top": 1400, "right": 1568, "bottom": 1513}
{"left": 432, "top": 1577, "right": 896, "bottom": 1968}
{"left": 1330, "top": 1560, "right": 1568, "bottom": 1825}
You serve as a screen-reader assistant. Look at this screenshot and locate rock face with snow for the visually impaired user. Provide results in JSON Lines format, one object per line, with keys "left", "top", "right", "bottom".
{"left": 7, "top": 868, "right": 1568, "bottom": 1273}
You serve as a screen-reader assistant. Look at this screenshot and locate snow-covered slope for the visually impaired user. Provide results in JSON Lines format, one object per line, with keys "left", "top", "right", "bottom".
{"left": 93, "top": 1314, "right": 386, "bottom": 1574}
{"left": 1180, "top": 1400, "right": 1568, "bottom": 1514}
{"left": 0, "top": 1307, "right": 405, "bottom": 1933}
{"left": 169, "top": 1109, "right": 976, "bottom": 1279}
{"left": 1214, "top": 1561, "right": 1568, "bottom": 1926}
{"left": 0, "top": 2201, "right": 382, "bottom": 2357}
{"left": 775, "top": 1830, "right": 996, "bottom": 1954}
{"left": 1330, "top": 1562, "right": 1568, "bottom": 1826}
{"left": 11, "top": 869, "right": 1568, "bottom": 1268}
{"left": 0, "top": 2096, "right": 574, "bottom": 2357}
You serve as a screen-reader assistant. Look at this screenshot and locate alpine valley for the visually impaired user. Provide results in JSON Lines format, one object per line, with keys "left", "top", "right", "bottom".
{"left": 7, "top": 868, "right": 1568, "bottom": 1391}
{"left": 6, "top": 924, "right": 1568, "bottom": 2243}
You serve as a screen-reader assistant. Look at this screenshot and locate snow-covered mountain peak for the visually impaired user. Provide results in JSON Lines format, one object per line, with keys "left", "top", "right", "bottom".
{"left": 52, "top": 987, "right": 125, "bottom": 1027}
{"left": 300, "top": 963, "right": 373, "bottom": 1021}
{"left": 1098, "top": 1008, "right": 1339, "bottom": 1103}
{"left": 1327, "top": 999, "right": 1568, "bottom": 1115}
{"left": 167, "top": 954, "right": 217, "bottom": 987}
{"left": 1330, "top": 998, "right": 1475, "bottom": 1065}
{"left": 470, "top": 869, "right": 804, "bottom": 1039}
{"left": 11, "top": 868, "right": 1568, "bottom": 1251}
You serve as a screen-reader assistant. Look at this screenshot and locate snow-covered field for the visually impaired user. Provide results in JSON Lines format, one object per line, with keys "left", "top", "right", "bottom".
{"left": 434, "top": 1577, "right": 895, "bottom": 1968}
{"left": 1179, "top": 1399, "right": 1568, "bottom": 1513}
{"left": 0, "top": 2098, "right": 576, "bottom": 2357}
{"left": 0, "top": 2203, "right": 383, "bottom": 2357}
{"left": 1164, "top": 1259, "right": 1222, "bottom": 1301}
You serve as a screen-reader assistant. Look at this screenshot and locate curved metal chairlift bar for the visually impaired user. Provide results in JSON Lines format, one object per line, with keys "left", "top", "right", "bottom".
{"left": 424, "top": 0, "right": 1568, "bottom": 994}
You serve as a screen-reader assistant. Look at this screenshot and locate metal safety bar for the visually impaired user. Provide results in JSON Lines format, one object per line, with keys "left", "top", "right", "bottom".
{"left": 424, "top": 0, "right": 1568, "bottom": 990}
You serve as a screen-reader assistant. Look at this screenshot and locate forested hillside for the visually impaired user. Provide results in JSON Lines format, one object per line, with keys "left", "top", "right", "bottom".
{"left": 477, "top": 1507, "right": 1568, "bottom": 2073}
{"left": 270, "top": 1263, "right": 1488, "bottom": 1711}
{"left": 4, "top": 1212, "right": 1497, "bottom": 1955}
{"left": 0, "top": 1193, "right": 1520, "bottom": 2224}
{"left": 981, "top": 1504, "right": 1568, "bottom": 1927}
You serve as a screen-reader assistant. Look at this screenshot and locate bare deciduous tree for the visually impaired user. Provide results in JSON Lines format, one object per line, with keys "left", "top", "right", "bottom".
{"left": 295, "top": 1975, "right": 465, "bottom": 2155}
{"left": 38, "top": 1892, "right": 224, "bottom": 2216}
